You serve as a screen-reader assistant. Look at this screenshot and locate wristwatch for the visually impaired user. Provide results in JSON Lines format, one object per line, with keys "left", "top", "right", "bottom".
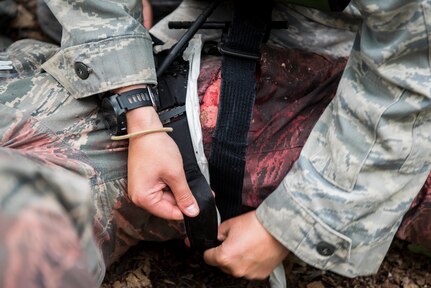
{"left": 100, "top": 87, "right": 159, "bottom": 136}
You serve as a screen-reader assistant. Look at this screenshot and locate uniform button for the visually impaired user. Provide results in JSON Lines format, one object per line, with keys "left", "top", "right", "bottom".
{"left": 74, "top": 62, "right": 92, "bottom": 79}
{"left": 316, "top": 242, "right": 335, "bottom": 257}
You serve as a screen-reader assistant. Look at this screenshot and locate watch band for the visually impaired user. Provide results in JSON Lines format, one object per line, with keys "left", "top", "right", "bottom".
{"left": 116, "top": 87, "right": 158, "bottom": 111}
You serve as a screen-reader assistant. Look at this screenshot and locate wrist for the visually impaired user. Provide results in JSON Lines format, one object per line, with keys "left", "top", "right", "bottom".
{"left": 112, "top": 84, "right": 147, "bottom": 94}
{"left": 126, "top": 106, "right": 163, "bottom": 132}
{"left": 101, "top": 84, "right": 162, "bottom": 136}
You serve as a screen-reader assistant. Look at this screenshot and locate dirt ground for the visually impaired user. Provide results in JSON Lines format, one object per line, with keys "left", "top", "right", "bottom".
{"left": 3, "top": 2, "right": 431, "bottom": 287}
{"left": 102, "top": 239, "right": 431, "bottom": 288}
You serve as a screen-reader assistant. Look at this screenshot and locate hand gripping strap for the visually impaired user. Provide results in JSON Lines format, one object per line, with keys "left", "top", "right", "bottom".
{"left": 166, "top": 116, "right": 219, "bottom": 252}
{"left": 157, "top": 45, "right": 219, "bottom": 251}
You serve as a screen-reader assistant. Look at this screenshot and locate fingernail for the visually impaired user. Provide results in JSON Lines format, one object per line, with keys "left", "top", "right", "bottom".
{"left": 185, "top": 204, "right": 199, "bottom": 216}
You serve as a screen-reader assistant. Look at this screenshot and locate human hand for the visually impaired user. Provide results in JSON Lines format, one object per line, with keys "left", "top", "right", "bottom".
{"left": 203, "top": 211, "right": 289, "bottom": 280}
{"left": 116, "top": 85, "right": 199, "bottom": 220}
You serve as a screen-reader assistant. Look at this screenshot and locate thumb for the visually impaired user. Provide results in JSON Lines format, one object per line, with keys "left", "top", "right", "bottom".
{"left": 163, "top": 170, "right": 199, "bottom": 217}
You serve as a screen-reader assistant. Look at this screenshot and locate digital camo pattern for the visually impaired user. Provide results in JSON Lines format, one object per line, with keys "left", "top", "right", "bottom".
{"left": 41, "top": 0, "right": 157, "bottom": 99}
{"left": 257, "top": 0, "right": 431, "bottom": 278}
{"left": 0, "top": 0, "right": 430, "bottom": 285}
{"left": 198, "top": 46, "right": 348, "bottom": 207}
{"left": 1, "top": 37, "right": 430, "bottom": 287}
{"left": 270, "top": 1, "right": 360, "bottom": 58}
{"left": 150, "top": 0, "right": 358, "bottom": 58}
{"left": 154, "top": 0, "right": 431, "bottom": 277}
{"left": 0, "top": 149, "right": 99, "bottom": 288}
{"left": 0, "top": 39, "right": 185, "bottom": 287}
{"left": 198, "top": 46, "right": 431, "bottom": 259}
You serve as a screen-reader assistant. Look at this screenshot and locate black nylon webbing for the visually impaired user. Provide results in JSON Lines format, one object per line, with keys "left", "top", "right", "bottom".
{"left": 209, "top": 1, "right": 273, "bottom": 221}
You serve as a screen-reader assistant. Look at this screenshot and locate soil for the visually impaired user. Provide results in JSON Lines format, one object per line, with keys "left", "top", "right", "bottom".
{"left": 4, "top": 2, "right": 431, "bottom": 287}
{"left": 102, "top": 239, "right": 431, "bottom": 288}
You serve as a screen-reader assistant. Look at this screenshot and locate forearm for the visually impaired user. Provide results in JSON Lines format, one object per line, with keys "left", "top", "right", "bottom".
{"left": 257, "top": 0, "right": 431, "bottom": 277}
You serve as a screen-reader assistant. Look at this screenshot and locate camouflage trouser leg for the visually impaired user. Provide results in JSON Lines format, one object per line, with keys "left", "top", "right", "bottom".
{"left": 0, "top": 39, "right": 185, "bottom": 287}
{"left": 0, "top": 149, "right": 100, "bottom": 287}
{"left": 197, "top": 51, "right": 431, "bottom": 251}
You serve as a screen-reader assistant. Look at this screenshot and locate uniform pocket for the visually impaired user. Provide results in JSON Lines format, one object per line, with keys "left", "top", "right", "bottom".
{"left": 307, "top": 67, "right": 405, "bottom": 191}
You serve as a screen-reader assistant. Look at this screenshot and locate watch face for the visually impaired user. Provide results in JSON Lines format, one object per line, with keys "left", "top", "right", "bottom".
{"left": 100, "top": 88, "right": 158, "bottom": 137}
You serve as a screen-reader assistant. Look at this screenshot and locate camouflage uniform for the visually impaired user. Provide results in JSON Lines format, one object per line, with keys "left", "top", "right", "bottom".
{"left": 0, "top": 38, "right": 186, "bottom": 288}
{"left": 0, "top": 1, "right": 184, "bottom": 287}
{"left": 0, "top": 0, "right": 430, "bottom": 287}
{"left": 152, "top": 0, "right": 431, "bottom": 277}
{"left": 257, "top": 0, "right": 431, "bottom": 278}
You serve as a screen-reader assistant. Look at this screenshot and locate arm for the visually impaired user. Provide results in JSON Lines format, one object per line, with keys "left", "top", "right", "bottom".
{"left": 257, "top": 0, "right": 431, "bottom": 277}
{"left": 42, "top": 0, "right": 199, "bottom": 220}
{"left": 205, "top": 0, "right": 431, "bottom": 278}
{"left": 41, "top": 0, "right": 156, "bottom": 98}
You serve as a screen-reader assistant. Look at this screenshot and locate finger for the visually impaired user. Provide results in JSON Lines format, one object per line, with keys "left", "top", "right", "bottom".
{"left": 161, "top": 192, "right": 184, "bottom": 219}
{"left": 142, "top": 0, "right": 153, "bottom": 29}
{"left": 163, "top": 171, "right": 199, "bottom": 217}
{"left": 146, "top": 199, "right": 183, "bottom": 220}
{"left": 204, "top": 244, "right": 234, "bottom": 274}
{"left": 134, "top": 190, "right": 183, "bottom": 220}
{"left": 203, "top": 245, "right": 220, "bottom": 267}
{"left": 217, "top": 220, "right": 230, "bottom": 241}
{"left": 162, "top": 190, "right": 178, "bottom": 206}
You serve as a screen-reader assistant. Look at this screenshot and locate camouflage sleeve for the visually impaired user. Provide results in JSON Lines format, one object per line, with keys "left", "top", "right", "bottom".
{"left": 40, "top": 0, "right": 157, "bottom": 98}
{"left": 256, "top": 0, "right": 431, "bottom": 277}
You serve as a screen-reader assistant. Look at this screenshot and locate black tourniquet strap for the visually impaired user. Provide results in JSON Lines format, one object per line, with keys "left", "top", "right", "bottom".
{"left": 155, "top": 1, "right": 222, "bottom": 252}
{"left": 157, "top": 57, "right": 219, "bottom": 252}
{"left": 168, "top": 116, "right": 219, "bottom": 251}
{"left": 209, "top": 1, "right": 273, "bottom": 221}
